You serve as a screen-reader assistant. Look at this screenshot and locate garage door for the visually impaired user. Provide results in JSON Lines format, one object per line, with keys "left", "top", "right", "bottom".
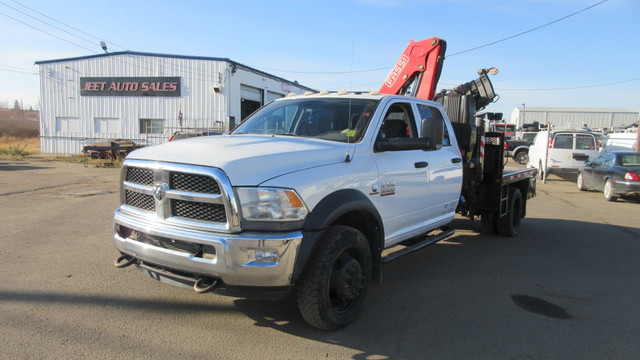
{"left": 241, "top": 85, "right": 263, "bottom": 103}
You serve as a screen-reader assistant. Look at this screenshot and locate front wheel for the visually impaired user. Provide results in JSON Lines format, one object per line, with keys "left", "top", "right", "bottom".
{"left": 296, "top": 226, "right": 372, "bottom": 330}
{"left": 604, "top": 180, "right": 617, "bottom": 202}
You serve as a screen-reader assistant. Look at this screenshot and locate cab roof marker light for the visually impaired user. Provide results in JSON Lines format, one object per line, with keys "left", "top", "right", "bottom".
{"left": 369, "top": 90, "right": 379, "bottom": 95}
{"left": 337, "top": 90, "right": 347, "bottom": 95}
{"left": 304, "top": 91, "right": 315, "bottom": 96}
{"left": 319, "top": 90, "right": 330, "bottom": 95}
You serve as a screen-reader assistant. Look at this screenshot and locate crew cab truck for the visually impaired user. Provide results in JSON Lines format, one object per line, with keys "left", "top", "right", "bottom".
{"left": 112, "top": 37, "right": 536, "bottom": 330}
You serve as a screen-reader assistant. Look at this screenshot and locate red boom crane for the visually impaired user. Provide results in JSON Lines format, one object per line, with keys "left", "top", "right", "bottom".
{"left": 378, "top": 37, "right": 446, "bottom": 100}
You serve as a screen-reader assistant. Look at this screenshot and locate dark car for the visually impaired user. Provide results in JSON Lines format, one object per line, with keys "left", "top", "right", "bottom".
{"left": 505, "top": 132, "right": 537, "bottom": 165}
{"left": 577, "top": 152, "right": 640, "bottom": 201}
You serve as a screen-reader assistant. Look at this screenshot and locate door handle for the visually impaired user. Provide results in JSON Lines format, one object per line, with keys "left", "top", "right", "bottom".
{"left": 451, "top": 158, "right": 462, "bottom": 163}
{"left": 415, "top": 161, "right": 428, "bottom": 168}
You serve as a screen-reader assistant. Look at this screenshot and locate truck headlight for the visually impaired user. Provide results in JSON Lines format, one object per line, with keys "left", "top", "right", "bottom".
{"left": 236, "top": 187, "right": 308, "bottom": 221}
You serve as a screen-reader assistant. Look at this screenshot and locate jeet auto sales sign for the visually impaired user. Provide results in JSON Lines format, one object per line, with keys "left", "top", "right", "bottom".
{"left": 80, "top": 77, "right": 181, "bottom": 97}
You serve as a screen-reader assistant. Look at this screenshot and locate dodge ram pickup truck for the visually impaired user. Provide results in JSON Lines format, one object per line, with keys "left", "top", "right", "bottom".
{"left": 112, "top": 37, "right": 536, "bottom": 330}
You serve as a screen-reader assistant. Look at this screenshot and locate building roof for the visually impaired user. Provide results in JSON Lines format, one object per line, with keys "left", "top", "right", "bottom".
{"left": 515, "top": 106, "right": 637, "bottom": 114}
{"left": 35, "top": 51, "right": 315, "bottom": 92}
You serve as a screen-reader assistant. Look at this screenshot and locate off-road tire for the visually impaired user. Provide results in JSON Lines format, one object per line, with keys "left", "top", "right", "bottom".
{"left": 498, "top": 188, "right": 523, "bottom": 237}
{"left": 296, "top": 225, "right": 372, "bottom": 331}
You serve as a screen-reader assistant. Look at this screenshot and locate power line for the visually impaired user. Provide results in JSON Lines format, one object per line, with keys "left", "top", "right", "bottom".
{"left": 0, "top": 66, "right": 38, "bottom": 75}
{"left": 0, "top": 10, "right": 97, "bottom": 53}
{"left": 0, "top": 1, "right": 98, "bottom": 48}
{"left": 8, "top": 0, "right": 129, "bottom": 51}
{"left": 256, "top": 0, "right": 609, "bottom": 75}
{"left": 447, "top": 0, "right": 609, "bottom": 57}
{"left": 498, "top": 77, "right": 640, "bottom": 91}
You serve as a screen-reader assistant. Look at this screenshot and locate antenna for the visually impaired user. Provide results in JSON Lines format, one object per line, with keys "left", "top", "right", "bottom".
{"left": 345, "top": 40, "right": 355, "bottom": 163}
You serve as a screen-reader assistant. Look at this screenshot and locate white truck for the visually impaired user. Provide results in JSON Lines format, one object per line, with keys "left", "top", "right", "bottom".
{"left": 112, "top": 38, "right": 536, "bottom": 330}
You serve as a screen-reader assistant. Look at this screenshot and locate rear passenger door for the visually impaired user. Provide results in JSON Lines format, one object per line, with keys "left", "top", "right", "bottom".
{"left": 549, "top": 133, "right": 574, "bottom": 169}
{"left": 415, "top": 102, "right": 462, "bottom": 220}
{"left": 573, "top": 133, "right": 599, "bottom": 166}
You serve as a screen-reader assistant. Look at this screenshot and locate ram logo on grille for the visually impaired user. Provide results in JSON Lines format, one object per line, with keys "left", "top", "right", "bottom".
{"left": 153, "top": 182, "right": 168, "bottom": 201}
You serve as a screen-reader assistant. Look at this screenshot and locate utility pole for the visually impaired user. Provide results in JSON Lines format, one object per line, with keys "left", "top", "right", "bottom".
{"left": 635, "top": 118, "right": 640, "bottom": 152}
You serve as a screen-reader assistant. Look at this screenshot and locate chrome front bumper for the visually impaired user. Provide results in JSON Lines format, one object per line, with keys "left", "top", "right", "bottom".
{"left": 113, "top": 209, "right": 303, "bottom": 288}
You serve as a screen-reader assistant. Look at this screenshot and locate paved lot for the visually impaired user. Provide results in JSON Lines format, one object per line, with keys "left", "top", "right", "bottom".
{"left": 1, "top": 160, "right": 639, "bottom": 359}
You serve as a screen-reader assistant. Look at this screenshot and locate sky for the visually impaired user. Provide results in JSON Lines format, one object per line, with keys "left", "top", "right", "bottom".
{"left": 0, "top": 0, "right": 639, "bottom": 120}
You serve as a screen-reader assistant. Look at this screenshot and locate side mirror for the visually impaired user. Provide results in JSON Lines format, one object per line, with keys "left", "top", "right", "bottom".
{"left": 585, "top": 161, "right": 592, "bottom": 166}
{"left": 421, "top": 118, "right": 443, "bottom": 151}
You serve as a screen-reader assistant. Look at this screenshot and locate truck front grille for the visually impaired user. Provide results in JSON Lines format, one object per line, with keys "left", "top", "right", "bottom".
{"left": 126, "top": 167, "right": 153, "bottom": 186}
{"left": 120, "top": 160, "right": 238, "bottom": 232}
{"left": 170, "top": 172, "right": 220, "bottom": 194}
{"left": 172, "top": 200, "right": 227, "bottom": 222}
{"left": 125, "top": 190, "right": 155, "bottom": 212}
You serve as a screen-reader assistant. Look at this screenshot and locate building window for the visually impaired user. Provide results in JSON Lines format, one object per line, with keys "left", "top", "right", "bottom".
{"left": 55, "top": 117, "right": 80, "bottom": 133}
{"left": 140, "top": 118, "right": 164, "bottom": 134}
{"left": 95, "top": 117, "right": 120, "bottom": 134}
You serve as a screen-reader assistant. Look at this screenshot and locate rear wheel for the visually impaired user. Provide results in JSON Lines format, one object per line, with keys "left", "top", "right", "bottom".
{"left": 296, "top": 226, "right": 372, "bottom": 331}
{"left": 515, "top": 151, "right": 529, "bottom": 165}
{"left": 577, "top": 173, "right": 586, "bottom": 191}
{"left": 604, "top": 180, "right": 617, "bottom": 202}
{"left": 498, "top": 188, "right": 523, "bottom": 237}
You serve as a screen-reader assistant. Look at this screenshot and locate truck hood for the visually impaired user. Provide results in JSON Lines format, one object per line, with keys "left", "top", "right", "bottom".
{"left": 128, "top": 135, "right": 352, "bottom": 185}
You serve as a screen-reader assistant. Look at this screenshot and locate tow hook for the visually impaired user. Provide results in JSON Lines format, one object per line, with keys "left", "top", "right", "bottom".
{"left": 193, "top": 277, "right": 220, "bottom": 294}
{"left": 114, "top": 254, "right": 136, "bottom": 268}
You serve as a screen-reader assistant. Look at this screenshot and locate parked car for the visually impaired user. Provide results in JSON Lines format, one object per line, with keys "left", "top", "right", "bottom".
{"left": 577, "top": 152, "right": 640, "bottom": 201}
{"left": 528, "top": 131, "right": 601, "bottom": 179}
{"left": 599, "top": 132, "right": 639, "bottom": 153}
{"left": 82, "top": 139, "right": 144, "bottom": 159}
{"left": 505, "top": 132, "right": 537, "bottom": 165}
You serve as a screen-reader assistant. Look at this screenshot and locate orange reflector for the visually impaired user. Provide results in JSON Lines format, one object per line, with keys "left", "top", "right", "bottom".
{"left": 285, "top": 191, "right": 304, "bottom": 208}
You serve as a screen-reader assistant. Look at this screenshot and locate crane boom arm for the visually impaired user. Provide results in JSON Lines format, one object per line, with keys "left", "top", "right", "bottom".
{"left": 379, "top": 37, "right": 447, "bottom": 100}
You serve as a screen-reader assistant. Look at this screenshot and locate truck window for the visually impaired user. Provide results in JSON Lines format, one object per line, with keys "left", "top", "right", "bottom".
{"left": 553, "top": 134, "right": 573, "bottom": 149}
{"left": 576, "top": 134, "right": 596, "bottom": 150}
{"left": 232, "top": 98, "right": 379, "bottom": 143}
{"left": 379, "top": 103, "right": 417, "bottom": 139}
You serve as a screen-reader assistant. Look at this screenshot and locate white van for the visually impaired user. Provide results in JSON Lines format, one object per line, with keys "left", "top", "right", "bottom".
{"left": 600, "top": 132, "right": 638, "bottom": 153}
{"left": 528, "top": 131, "right": 601, "bottom": 179}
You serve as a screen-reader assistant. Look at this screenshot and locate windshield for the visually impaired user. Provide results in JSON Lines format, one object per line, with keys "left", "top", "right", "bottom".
{"left": 232, "top": 98, "right": 379, "bottom": 143}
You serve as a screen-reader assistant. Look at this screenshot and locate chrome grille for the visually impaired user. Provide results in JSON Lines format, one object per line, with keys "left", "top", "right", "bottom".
{"left": 120, "top": 160, "right": 238, "bottom": 232}
{"left": 126, "top": 167, "right": 153, "bottom": 186}
{"left": 125, "top": 190, "right": 155, "bottom": 212}
{"left": 170, "top": 172, "right": 220, "bottom": 193}
{"left": 172, "top": 200, "right": 227, "bottom": 222}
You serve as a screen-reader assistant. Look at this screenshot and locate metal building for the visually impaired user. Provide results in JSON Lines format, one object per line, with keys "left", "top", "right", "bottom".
{"left": 510, "top": 106, "right": 638, "bottom": 131}
{"left": 35, "top": 51, "right": 315, "bottom": 154}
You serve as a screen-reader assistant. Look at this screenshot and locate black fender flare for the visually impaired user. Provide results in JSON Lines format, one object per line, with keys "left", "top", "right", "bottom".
{"left": 293, "top": 189, "right": 385, "bottom": 284}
